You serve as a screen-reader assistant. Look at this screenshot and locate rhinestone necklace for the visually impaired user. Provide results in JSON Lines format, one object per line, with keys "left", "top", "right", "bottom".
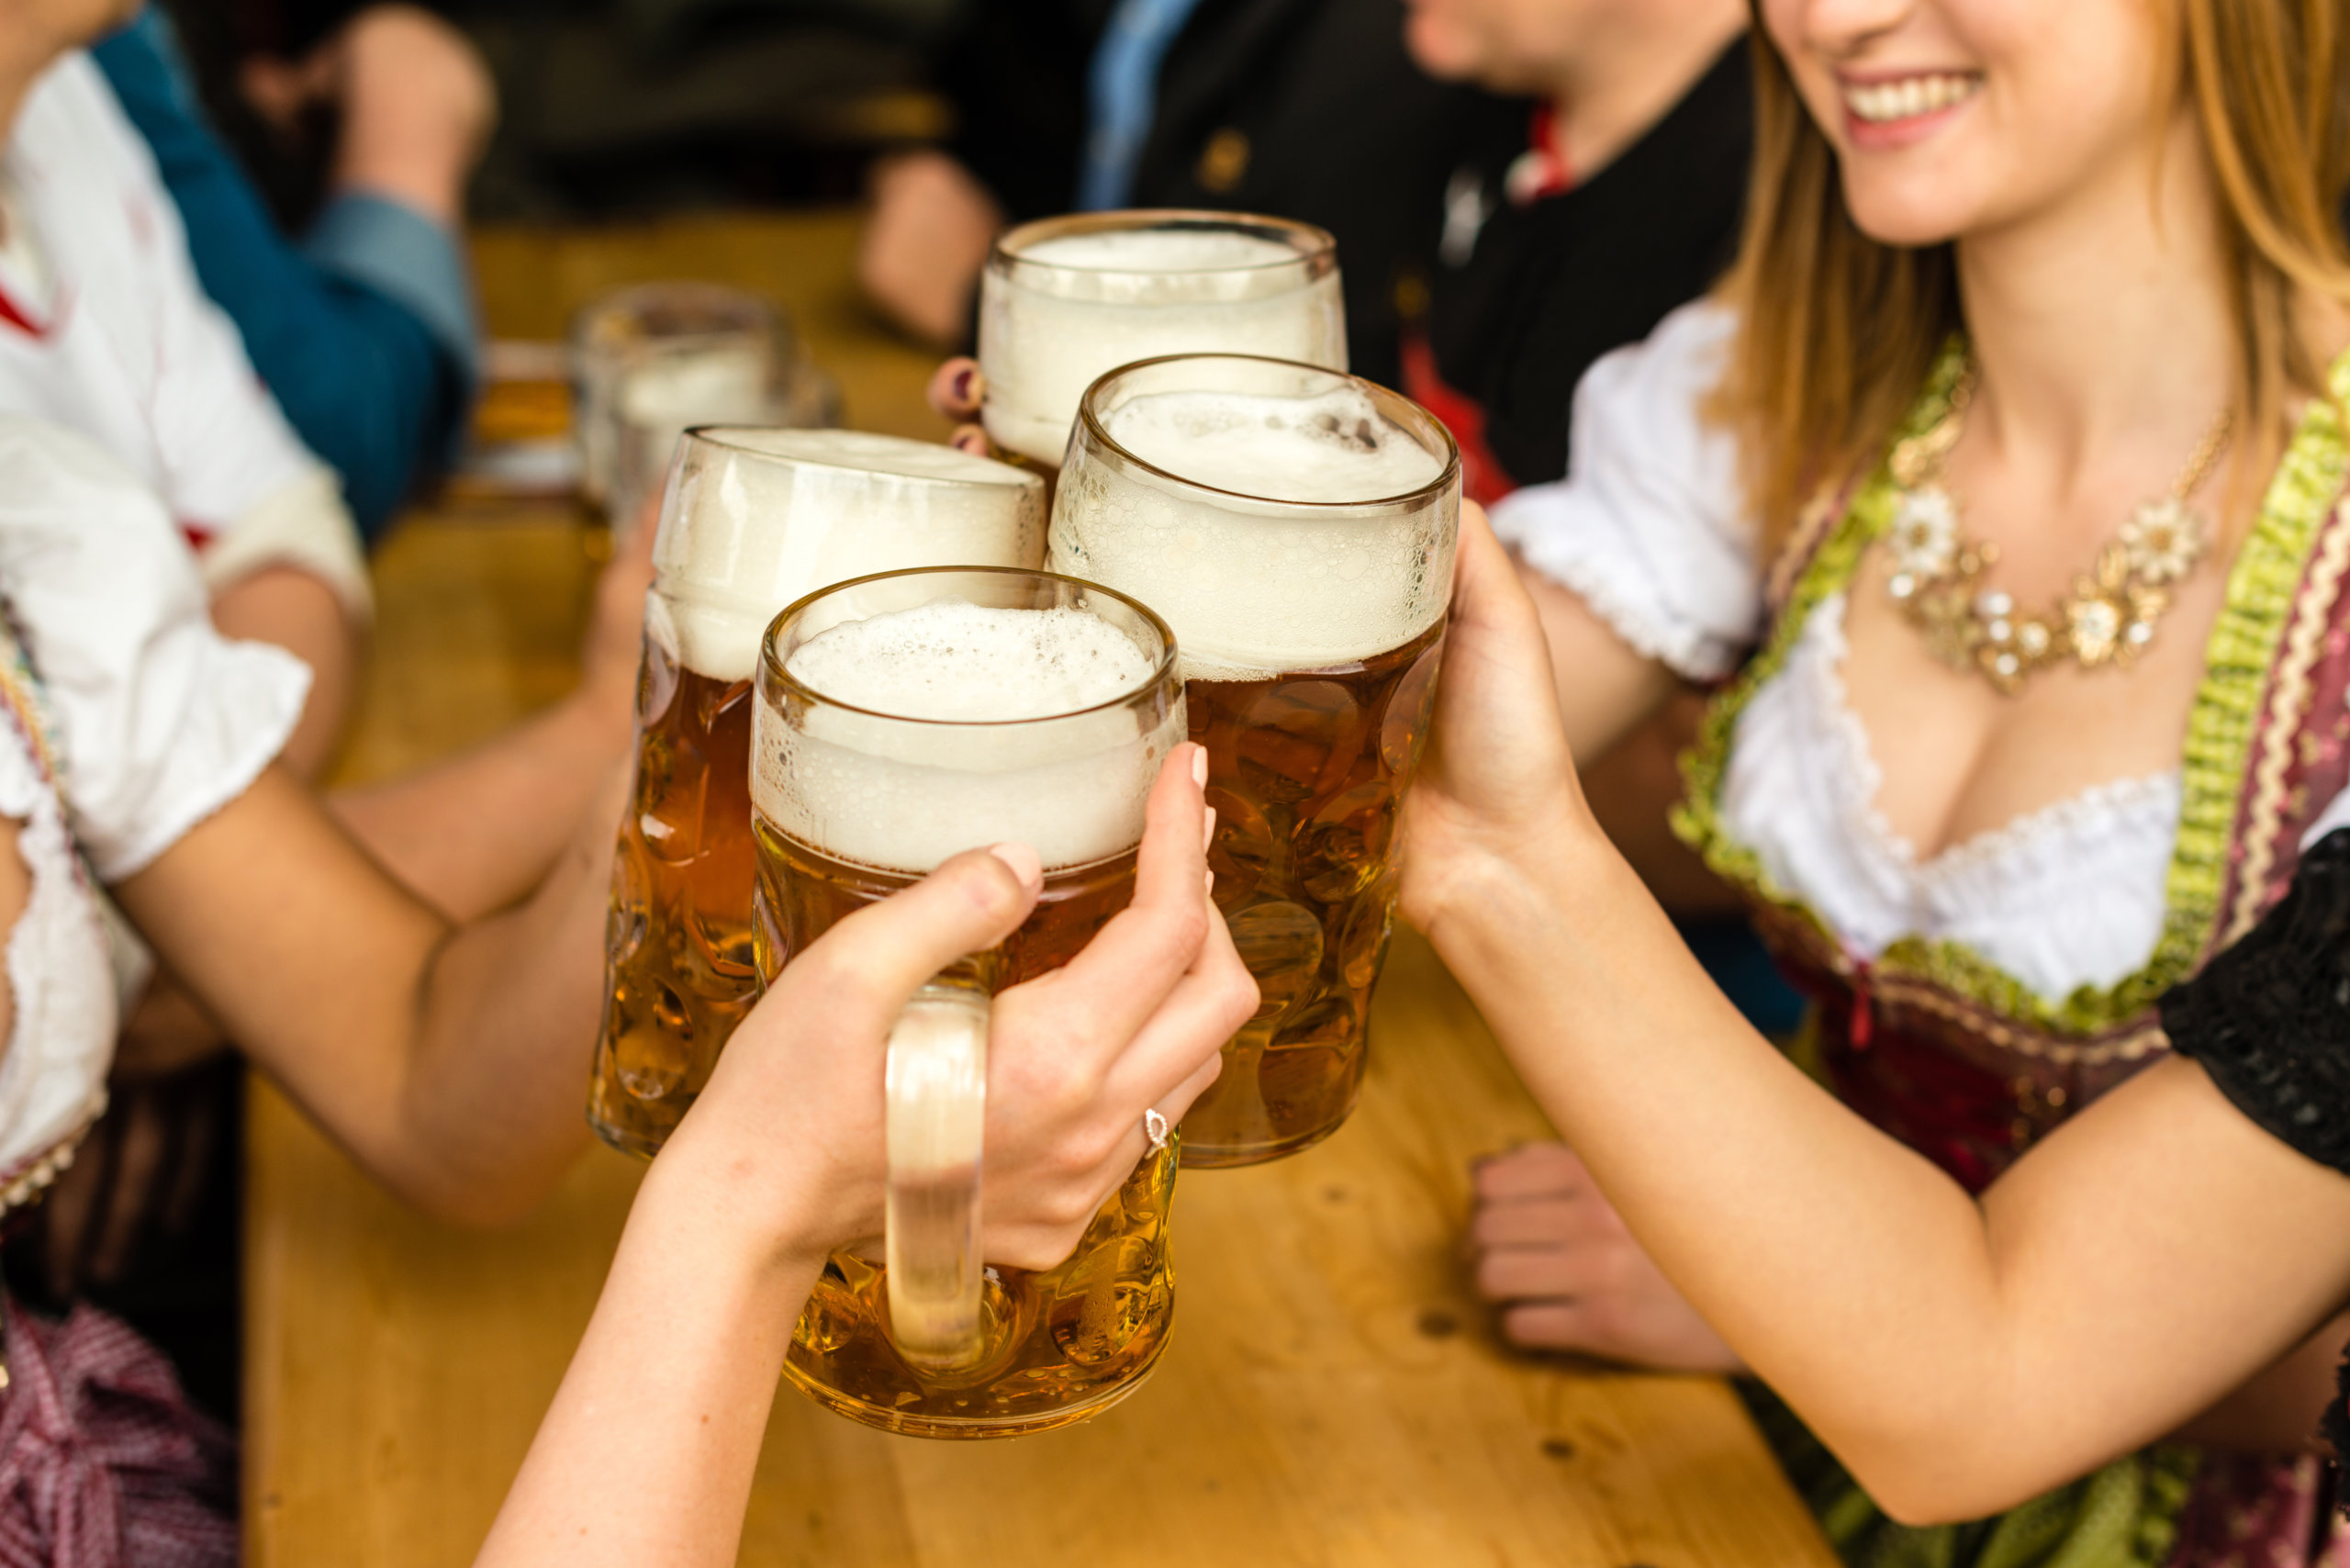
{"left": 1883, "top": 362, "right": 2234, "bottom": 695}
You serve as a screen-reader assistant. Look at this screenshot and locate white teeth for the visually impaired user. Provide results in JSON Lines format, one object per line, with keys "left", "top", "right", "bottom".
{"left": 1842, "top": 72, "right": 1980, "bottom": 125}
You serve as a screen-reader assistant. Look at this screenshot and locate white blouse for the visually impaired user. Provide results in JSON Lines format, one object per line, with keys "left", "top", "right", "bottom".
{"left": 0, "top": 418, "right": 308, "bottom": 1188}
{"left": 0, "top": 54, "right": 368, "bottom": 618}
{"left": 1493, "top": 301, "right": 2350, "bottom": 999}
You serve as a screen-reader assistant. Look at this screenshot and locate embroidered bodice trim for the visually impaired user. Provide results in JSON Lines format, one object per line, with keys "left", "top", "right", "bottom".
{"left": 1675, "top": 342, "right": 2350, "bottom": 1054}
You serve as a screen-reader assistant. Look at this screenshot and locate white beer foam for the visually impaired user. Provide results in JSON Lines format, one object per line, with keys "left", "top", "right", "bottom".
{"left": 1016, "top": 229, "right": 1299, "bottom": 276}
{"left": 979, "top": 224, "right": 1345, "bottom": 466}
{"left": 788, "top": 600, "right": 1155, "bottom": 719}
{"left": 1051, "top": 389, "right": 1457, "bottom": 676}
{"left": 618, "top": 343, "right": 773, "bottom": 427}
{"left": 1098, "top": 387, "right": 1444, "bottom": 504}
{"left": 650, "top": 430, "right": 1045, "bottom": 683}
{"left": 755, "top": 599, "right": 1181, "bottom": 873}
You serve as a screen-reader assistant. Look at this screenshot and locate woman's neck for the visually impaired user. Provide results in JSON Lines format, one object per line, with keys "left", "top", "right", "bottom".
{"left": 1545, "top": 0, "right": 1745, "bottom": 179}
{"left": 1953, "top": 109, "right": 2241, "bottom": 490}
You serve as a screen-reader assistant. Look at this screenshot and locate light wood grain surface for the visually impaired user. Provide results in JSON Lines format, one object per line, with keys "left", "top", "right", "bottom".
{"left": 247, "top": 210, "right": 1835, "bottom": 1567}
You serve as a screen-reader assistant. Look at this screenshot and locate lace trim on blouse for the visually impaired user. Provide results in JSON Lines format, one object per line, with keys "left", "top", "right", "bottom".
{"left": 2160, "top": 827, "right": 2350, "bottom": 1177}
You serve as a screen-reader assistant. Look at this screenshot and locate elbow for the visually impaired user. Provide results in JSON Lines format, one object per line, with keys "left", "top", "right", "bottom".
{"left": 386, "top": 1159, "right": 567, "bottom": 1231}
{"left": 1833, "top": 1437, "right": 2046, "bottom": 1528}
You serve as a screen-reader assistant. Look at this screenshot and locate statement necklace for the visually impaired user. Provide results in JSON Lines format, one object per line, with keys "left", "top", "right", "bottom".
{"left": 1884, "top": 363, "right": 2234, "bottom": 695}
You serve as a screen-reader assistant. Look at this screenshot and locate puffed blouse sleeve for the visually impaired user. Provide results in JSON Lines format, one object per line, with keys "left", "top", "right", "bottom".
{"left": 0, "top": 418, "right": 311, "bottom": 881}
{"left": 2159, "top": 831, "right": 2350, "bottom": 1495}
{"left": 1486, "top": 300, "right": 1764, "bottom": 682}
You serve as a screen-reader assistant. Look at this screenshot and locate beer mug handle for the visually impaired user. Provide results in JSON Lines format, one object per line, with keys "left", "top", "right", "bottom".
{"left": 883, "top": 981, "right": 991, "bottom": 1370}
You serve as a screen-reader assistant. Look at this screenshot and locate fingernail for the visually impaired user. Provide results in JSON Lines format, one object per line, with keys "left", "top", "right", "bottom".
{"left": 952, "top": 366, "right": 975, "bottom": 404}
{"left": 1203, "top": 804, "right": 1217, "bottom": 843}
{"left": 988, "top": 841, "right": 1043, "bottom": 889}
{"left": 1204, "top": 868, "right": 1215, "bottom": 896}
{"left": 1191, "top": 745, "right": 1208, "bottom": 788}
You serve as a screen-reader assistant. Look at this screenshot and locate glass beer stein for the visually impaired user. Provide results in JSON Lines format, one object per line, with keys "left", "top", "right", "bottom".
{"left": 752, "top": 566, "right": 1189, "bottom": 1438}
{"left": 977, "top": 210, "right": 1346, "bottom": 471}
{"left": 1051, "top": 354, "right": 1460, "bottom": 1166}
{"left": 569, "top": 283, "right": 837, "bottom": 537}
{"left": 589, "top": 431, "right": 1046, "bottom": 1159}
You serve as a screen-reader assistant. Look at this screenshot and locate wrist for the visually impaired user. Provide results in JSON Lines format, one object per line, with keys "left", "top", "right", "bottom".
{"left": 1413, "top": 804, "right": 1627, "bottom": 973}
{"left": 639, "top": 1117, "right": 847, "bottom": 1286}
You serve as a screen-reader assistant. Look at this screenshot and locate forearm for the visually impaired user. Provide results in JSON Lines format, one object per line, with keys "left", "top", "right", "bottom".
{"left": 121, "top": 766, "right": 617, "bottom": 1226}
{"left": 388, "top": 768, "right": 623, "bottom": 1221}
{"left": 476, "top": 1155, "right": 818, "bottom": 1568}
{"left": 332, "top": 693, "right": 632, "bottom": 921}
{"left": 1424, "top": 829, "right": 2350, "bottom": 1518}
{"left": 1425, "top": 834, "right": 2007, "bottom": 1484}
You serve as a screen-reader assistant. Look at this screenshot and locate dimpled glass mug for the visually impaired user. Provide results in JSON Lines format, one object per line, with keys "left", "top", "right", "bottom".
{"left": 751, "top": 566, "right": 1189, "bottom": 1437}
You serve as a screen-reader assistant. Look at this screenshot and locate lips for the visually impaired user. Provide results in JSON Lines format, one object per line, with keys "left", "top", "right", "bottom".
{"left": 1840, "top": 72, "right": 1982, "bottom": 126}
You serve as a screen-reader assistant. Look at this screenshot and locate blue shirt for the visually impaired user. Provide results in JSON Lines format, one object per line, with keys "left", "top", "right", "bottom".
{"left": 91, "top": 8, "right": 479, "bottom": 541}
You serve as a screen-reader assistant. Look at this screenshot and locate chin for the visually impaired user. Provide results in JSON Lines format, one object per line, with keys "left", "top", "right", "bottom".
{"left": 1401, "top": 14, "right": 1483, "bottom": 84}
{"left": 1836, "top": 176, "right": 1981, "bottom": 251}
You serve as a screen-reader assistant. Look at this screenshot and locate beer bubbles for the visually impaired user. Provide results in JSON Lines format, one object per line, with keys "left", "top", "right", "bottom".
{"left": 752, "top": 568, "right": 1189, "bottom": 1439}
{"left": 1052, "top": 354, "right": 1460, "bottom": 1166}
{"left": 589, "top": 431, "right": 1046, "bottom": 1160}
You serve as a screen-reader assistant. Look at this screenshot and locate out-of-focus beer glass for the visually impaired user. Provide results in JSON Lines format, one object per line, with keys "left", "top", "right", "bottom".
{"left": 569, "top": 283, "right": 838, "bottom": 536}
{"left": 753, "top": 566, "right": 1188, "bottom": 1438}
{"left": 1051, "top": 354, "right": 1459, "bottom": 1166}
{"left": 977, "top": 211, "right": 1345, "bottom": 470}
{"left": 589, "top": 431, "right": 1046, "bottom": 1159}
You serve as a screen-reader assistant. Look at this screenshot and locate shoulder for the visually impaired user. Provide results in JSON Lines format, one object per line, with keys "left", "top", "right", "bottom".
{"left": 15, "top": 53, "right": 153, "bottom": 184}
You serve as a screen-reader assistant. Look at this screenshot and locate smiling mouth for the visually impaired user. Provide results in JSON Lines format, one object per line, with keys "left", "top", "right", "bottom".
{"left": 1840, "top": 72, "right": 1983, "bottom": 125}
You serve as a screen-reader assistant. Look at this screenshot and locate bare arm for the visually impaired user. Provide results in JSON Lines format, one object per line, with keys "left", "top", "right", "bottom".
{"left": 328, "top": 521, "right": 650, "bottom": 920}
{"left": 112, "top": 762, "right": 620, "bottom": 1224}
{"left": 476, "top": 745, "right": 1255, "bottom": 1567}
{"left": 210, "top": 565, "right": 359, "bottom": 780}
{"left": 1519, "top": 566, "right": 1678, "bottom": 763}
{"left": 1404, "top": 509, "right": 2350, "bottom": 1523}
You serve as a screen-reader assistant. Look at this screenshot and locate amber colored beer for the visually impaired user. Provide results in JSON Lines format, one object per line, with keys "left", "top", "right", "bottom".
{"left": 1181, "top": 617, "right": 1444, "bottom": 1162}
{"left": 753, "top": 823, "right": 1172, "bottom": 1437}
{"left": 1049, "top": 353, "right": 1461, "bottom": 1165}
{"left": 588, "top": 431, "right": 1046, "bottom": 1159}
{"left": 752, "top": 566, "right": 1186, "bottom": 1438}
{"left": 590, "top": 658, "right": 756, "bottom": 1149}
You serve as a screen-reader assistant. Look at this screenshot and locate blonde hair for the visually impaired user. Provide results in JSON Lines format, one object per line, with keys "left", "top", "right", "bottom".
{"left": 1713, "top": 0, "right": 2350, "bottom": 551}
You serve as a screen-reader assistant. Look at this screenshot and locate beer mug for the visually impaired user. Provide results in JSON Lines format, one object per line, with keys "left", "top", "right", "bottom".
{"left": 977, "top": 211, "right": 1346, "bottom": 471}
{"left": 569, "top": 283, "right": 837, "bottom": 534}
{"left": 1051, "top": 354, "right": 1460, "bottom": 1166}
{"left": 753, "top": 566, "right": 1188, "bottom": 1438}
{"left": 590, "top": 431, "right": 1046, "bottom": 1159}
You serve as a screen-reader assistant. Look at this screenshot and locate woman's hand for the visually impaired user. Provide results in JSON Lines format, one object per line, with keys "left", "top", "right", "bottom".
{"left": 1398, "top": 503, "right": 1602, "bottom": 938}
{"left": 925, "top": 358, "right": 996, "bottom": 459}
{"left": 1470, "top": 1143, "right": 1744, "bottom": 1372}
{"left": 654, "top": 741, "right": 1255, "bottom": 1274}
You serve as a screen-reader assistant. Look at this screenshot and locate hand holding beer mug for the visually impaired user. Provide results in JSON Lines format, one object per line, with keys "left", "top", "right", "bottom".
{"left": 971, "top": 211, "right": 1346, "bottom": 470}
{"left": 753, "top": 566, "right": 1203, "bottom": 1436}
{"left": 590, "top": 431, "right": 1045, "bottom": 1159}
{"left": 1052, "top": 354, "right": 1460, "bottom": 1166}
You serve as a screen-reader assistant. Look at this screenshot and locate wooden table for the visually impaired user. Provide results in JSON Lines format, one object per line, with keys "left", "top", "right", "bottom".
{"left": 247, "top": 211, "right": 1836, "bottom": 1567}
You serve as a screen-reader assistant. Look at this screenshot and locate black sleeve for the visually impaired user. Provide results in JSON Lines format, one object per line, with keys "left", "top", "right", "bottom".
{"left": 2157, "top": 828, "right": 2350, "bottom": 1179}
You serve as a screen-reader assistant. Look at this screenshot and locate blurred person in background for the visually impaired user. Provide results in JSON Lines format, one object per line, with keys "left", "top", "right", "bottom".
{"left": 920, "top": 0, "right": 1795, "bottom": 1036}
{"left": 0, "top": 413, "right": 643, "bottom": 1560}
{"left": 93, "top": 2, "right": 494, "bottom": 545}
{"left": 860, "top": 0, "right": 1508, "bottom": 386}
{"left": 0, "top": 0, "right": 483, "bottom": 1418}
